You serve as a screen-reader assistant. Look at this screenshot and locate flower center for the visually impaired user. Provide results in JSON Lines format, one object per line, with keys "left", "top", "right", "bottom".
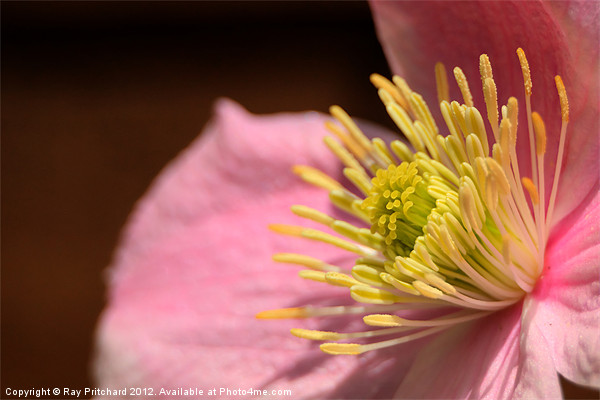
{"left": 363, "top": 161, "right": 437, "bottom": 257}
{"left": 259, "top": 49, "right": 570, "bottom": 355}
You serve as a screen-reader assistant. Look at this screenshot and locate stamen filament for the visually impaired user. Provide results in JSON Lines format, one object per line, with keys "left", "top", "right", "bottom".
{"left": 321, "top": 325, "right": 450, "bottom": 355}
{"left": 546, "top": 75, "right": 569, "bottom": 234}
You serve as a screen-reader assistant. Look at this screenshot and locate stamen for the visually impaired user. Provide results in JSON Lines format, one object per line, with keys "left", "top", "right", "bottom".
{"left": 298, "top": 270, "right": 328, "bottom": 283}
{"left": 324, "top": 136, "right": 366, "bottom": 175}
{"left": 370, "top": 73, "right": 409, "bottom": 110}
{"left": 532, "top": 112, "right": 547, "bottom": 155}
{"left": 412, "top": 280, "right": 444, "bottom": 299}
{"left": 320, "top": 343, "right": 363, "bottom": 355}
{"left": 256, "top": 307, "right": 309, "bottom": 319}
{"left": 483, "top": 78, "right": 499, "bottom": 140}
{"left": 555, "top": 76, "right": 569, "bottom": 122}
{"left": 292, "top": 165, "right": 342, "bottom": 191}
{"left": 435, "top": 62, "right": 450, "bottom": 104}
{"left": 425, "top": 272, "right": 457, "bottom": 295}
{"left": 546, "top": 76, "right": 569, "bottom": 232}
{"left": 392, "top": 76, "right": 416, "bottom": 116}
{"left": 330, "top": 105, "right": 374, "bottom": 153}
{"left": 321, "top": 325, "right": 449, "bottom": 355}
{"left": 272, "top": 253, "right": 342, "bottom": 272}
{"left": 291, "top": 205, "right": 335, "bottom": 226}
{"left": 268, "top": 224, "right": 305, "bottom": 236}
{"left": 268, "top": 224, "right": 377, "bottom": 256}
{"left": 531, "top": 111, "right": 547, "bottom": 256}
{"left": 325, "top": 272, "right": 362, "bottom": 287}
{"left": 363, "top": 310, "right": 489, "bottom": 327}
{"left": 517, "top": 48, "right": 538, "bottom": 190}
{"left": 291, "top": 326, "right": 414, "bottom": 341}
{"left": 479, "top": 54, "right": 493, "bottom": 82}
{"left": 344, "top": 168, "right": 373, "bottom": 196}
{"left": 325, "top": 121, "right": 368, "bottom": 162}
{"left": 516, "top": 48, "right": 532, "bottom": 96}
{"left": 351, "top": 285, "right": 403, "bottom": 304}
{"left": 291, "top": 329, "right": 341, "bottom": 341}
{"left": 387, "top": 102, "right": 425, "bottom": 152}
{"left": 521, "top": 177, "right": 539, "bottom": 205}
{"left": 453, "top": 67, "right": 474, "bottom": 107}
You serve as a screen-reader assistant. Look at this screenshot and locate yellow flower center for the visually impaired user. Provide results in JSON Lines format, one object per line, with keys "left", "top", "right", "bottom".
{"left": 258, "top": 48, "right": 570, "bottom": 356}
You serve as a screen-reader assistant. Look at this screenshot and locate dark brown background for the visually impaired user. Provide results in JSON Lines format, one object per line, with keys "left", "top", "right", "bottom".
{"left": 1, "top": 2, "right": 597, "bottom": 399}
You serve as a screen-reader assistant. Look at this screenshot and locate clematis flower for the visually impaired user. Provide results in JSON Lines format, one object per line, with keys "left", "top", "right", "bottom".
{"left": 94, "top": 1, "right": 599, "bottom": 399}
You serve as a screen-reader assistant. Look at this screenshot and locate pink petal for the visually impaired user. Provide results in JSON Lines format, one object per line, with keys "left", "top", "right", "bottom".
{"left": 394, "top": 304, "right": 561, "bottom": 399}
{"left": 369, "top": 0, "right": 599, "bottom": 224}
{"left": 94, "top": 99, "right": 415, "bottom": 398}
{"left": 523, "top": 188, "right": 600, "bottom": 388}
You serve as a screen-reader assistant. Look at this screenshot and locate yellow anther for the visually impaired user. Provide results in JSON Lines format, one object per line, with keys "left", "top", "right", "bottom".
{"left": 325, "top": 121, "right": 368, "bottom": 161}
{"left": 363, "top": 314, "right": 404, "bottom": 327}
{"left": 453, "top": 66, "right": 474, "bottom": 107}
{"left": 451, "top": 101, "right": 468, "bottom": 136}
{"left": 479, "top": 54, "right": 493, "bottom": 82}
{"left": 377, "top": 88, "right": 395, "bottom": 107}
{"left": 498, "top": 118, "right": 511, "bottom": 164}
{"left": 291, "top": 205, "right": 335, "bottom": 226}
{"left": 301, "top": 229, "right": 369, "bottom": 255}
{"left": 352, "top": 264, "right": 385, "bottom": 287}
{"left": 483, "top": 77, "right": 499, "bottom": 133}
{"left": 324, "top": 135, "right": 365, "bottom": 173}
{"left": 411, "top": 93, "right": 439, "bottom": 135}
{"left": 344, "top": 168, "right": 372, "bottom": 196}
{"left": 292, "top": 165, "right": 342, "bottom": 191}
{"left": 485, "top": 157, "right": 511, "bottom": 195}
{"left": 555, "top": 75, "right": 569, "bottom": 122}
{"left": 291, "top": 329, "right": 341, "bottom": 341}
{"left": 272, "top": 253, "right": 339, "bottom": 272}
{"left": 517, "top": 48, "right": 532, "bottom": 96}
{"left": 412, "top": 280, "right": 444, "bottom": 299}
{"left": 351, "top": 285, "right": 401, "bottom": 304}
{"left": 531, "top": 112, "right": 547, "bottom": 154}
{"left": 387, "top": 102, "right": 425, "bottom": 152}
{"left": 465, "top": 107, "right": 489, "bottom": 155}
{"left": 392, "top": 76, "right": 415, "bottom": 113}
{"left": 325, "top": 272, "right": 361, "bottom": 288}
{"left": 507, "top": 97, "right": 519, "bottom": 146}
{"left": 435, "top": 62, "right": 450, "bottom": 104}
{"left": 330, "top": 105, "right": 374, "bottom": 152}
{"left": 370, "top": 73, "right": 408, "bottom": 109}
{"left": 256, "top": 307, "right": 308, "bottom": 319}
{"left": 268, "top": 224, "right": 305, "bottom": 236}
{"left": 320, "top": 343, "right": 363, "bottom": 355}
{"left": 298, "top": 269, "right": 327, "bottom": 283}
{"left": 424, "top": 273, "right": 457, "bottom": 295}
{"left": 522, "top": 177, "right": 539, "bottom": 205}
{"left": 372, "top": 137, "right": 395, "bottom": 165}
{"left": 379, "top": 272, "right": 421, "bottom": 295}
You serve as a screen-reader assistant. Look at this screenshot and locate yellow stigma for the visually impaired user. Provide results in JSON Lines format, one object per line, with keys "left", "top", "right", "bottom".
{"left": 264, "top": 49, "right": 570, "bottom": 355}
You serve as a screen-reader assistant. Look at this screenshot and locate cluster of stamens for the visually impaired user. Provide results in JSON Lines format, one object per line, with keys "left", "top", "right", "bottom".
{"left": 258, "top": 49, "right": 570, "bottom": 355}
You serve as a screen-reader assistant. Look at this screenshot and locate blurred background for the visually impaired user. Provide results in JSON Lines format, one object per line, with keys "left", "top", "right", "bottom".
{"left": 1, "top": 1, "right": 597, "bottom": 399}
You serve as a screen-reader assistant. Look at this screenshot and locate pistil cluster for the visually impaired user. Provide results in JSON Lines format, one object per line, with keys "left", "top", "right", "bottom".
{"left": 259, "top": 49, "right": 569, "bottom": 355}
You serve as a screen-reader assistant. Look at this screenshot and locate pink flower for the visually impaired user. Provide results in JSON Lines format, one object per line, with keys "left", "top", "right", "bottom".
{"left": 94, "top": 1, "right": 599, "bottom": 399}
